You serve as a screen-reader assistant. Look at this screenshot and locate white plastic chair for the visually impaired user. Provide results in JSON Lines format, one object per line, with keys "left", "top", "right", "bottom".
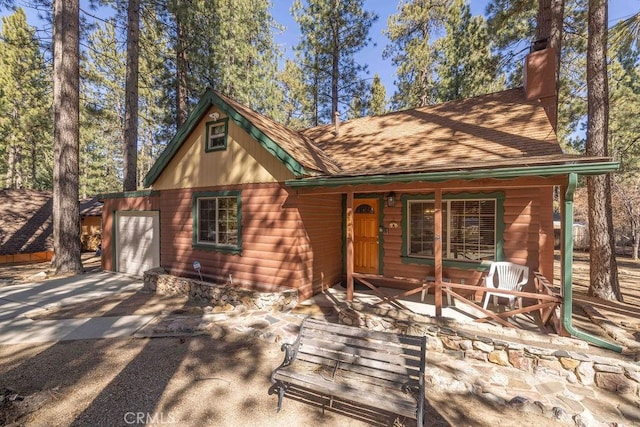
{"left": 482, "top": 262, "right": 529, "bottom": 310}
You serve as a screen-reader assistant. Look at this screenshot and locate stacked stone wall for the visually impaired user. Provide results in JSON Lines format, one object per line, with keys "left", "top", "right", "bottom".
{"left": 338, "top": 302, "right": 640, "bottom": 396}
{"left": 143, "top": 269, "right": 297, "bottom": 312}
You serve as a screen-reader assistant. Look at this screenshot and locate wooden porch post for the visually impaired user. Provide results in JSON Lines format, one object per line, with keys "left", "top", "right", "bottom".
{"left": 434, "top": 189, "right": 443, "bottom": 316}
{"left": 346, "top": 191, "right": 354, "bottom": 301}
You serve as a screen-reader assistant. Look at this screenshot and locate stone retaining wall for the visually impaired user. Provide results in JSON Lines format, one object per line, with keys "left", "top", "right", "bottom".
{"left": 338, "top": 302, "right": 640, "bottom": 396}
{"left": 143, "top": 269, "right": 298, "bottom": 312}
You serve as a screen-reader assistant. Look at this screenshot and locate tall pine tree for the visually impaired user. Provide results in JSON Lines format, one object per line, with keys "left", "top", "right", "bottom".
{"left": 0, "top": 8, "right": 52, "bottom": 190}
{"left": 293, "top": 0, "right": 377, "bottom": 124}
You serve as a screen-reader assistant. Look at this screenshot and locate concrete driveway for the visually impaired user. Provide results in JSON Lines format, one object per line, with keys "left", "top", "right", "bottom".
{"left": 0, "top": 272, "right": 155, "bottom": 344}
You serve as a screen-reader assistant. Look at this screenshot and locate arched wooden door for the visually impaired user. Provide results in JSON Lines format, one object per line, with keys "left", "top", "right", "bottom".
{"left": 353, "top": 198, "right": 380, "bottom": 274}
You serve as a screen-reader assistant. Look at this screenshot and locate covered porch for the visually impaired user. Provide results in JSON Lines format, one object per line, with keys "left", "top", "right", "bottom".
{"left": 289, "top": 164, "right": 622, "bottom": 352}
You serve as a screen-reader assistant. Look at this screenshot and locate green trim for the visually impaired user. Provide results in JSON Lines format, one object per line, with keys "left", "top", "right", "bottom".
{"left": 98, "top": 190, "right": 159, "bottom": 200}
{"left": 111, "top": 209, "right": 117, "bottom": 272}
{"left": 144, "top": 89, "right": 308, "bottom": 187}
{"left": 561, "top": 173, "right": 622, "bottom": 352}
{"left": 400, "top": 192, "right": 505, "bottom": 266}
{"left": 144, "top": 91, "right": 217, "bottom": 187}
{"left": 204, "top": 118, "right": 229, "bottom": 152}
{"left": 285, "top": 161, "right": 620, "bottom": 188}
{"left": 192, "top": 190, "right": 242, "bottom": 254}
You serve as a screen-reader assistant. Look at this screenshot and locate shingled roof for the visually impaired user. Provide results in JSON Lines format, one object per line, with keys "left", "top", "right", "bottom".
{"left": 0, "top": 189, "right": 53, "bottom": 255}
{"left": 0, "top": 190, "right": 103, "bottom": 256}
{"left": 301, "top": 88, "right": 562, "bottom": 176}
{"left": 144, "top": 86, "right": 617, "bottom": 189}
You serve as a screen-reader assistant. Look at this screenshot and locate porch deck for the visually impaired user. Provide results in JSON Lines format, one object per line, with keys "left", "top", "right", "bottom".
{"left": 331, "top": 273, "right": 562, "bottom": 334}
{"left": 323, "top": 284, "right": 552, "bottom": 334}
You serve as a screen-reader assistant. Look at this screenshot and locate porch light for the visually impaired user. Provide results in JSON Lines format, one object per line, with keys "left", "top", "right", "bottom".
{"left": 387, "top": 192, "right": 396, "bottom": 207}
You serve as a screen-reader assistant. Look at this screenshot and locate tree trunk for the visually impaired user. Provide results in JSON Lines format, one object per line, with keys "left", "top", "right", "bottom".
{"left": 175, "top": 2, "right": 189, "bottom": 128}
{"left": 586, "top": 0, "right": 622, "bottom": 301}
{"left": 52, "top": 0, "right": 83, "bottom": 275}
{"left": 536, "top": 0, "right": 564, "bottom": 130}
{"left": 123, "top": 0, "right": 140, "bottom": 192}
{"left": 330, "top": 0, "right": 339, "bottom": 121}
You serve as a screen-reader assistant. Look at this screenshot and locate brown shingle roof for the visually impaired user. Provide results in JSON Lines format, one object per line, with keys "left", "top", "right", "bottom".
{"left": 301, "top": 88, "right": 562, "bottom": 176}
{"left": 215, "top": 91, "right": 341, "bottom": 175}
{"left": 0, "top": 191, "right": 103, "bottom": 255}
{"left": 0, "top": 189, "right": 53, "bottom": 255}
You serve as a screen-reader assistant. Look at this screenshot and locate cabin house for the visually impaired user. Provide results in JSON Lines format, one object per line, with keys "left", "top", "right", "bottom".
{"left": 99, "top": 48, "right": 617, "bottom": 313}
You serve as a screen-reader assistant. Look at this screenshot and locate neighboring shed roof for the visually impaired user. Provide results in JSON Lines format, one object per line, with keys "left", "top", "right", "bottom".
{"left": 0, "top": 190, "right": 103, "bottom": 256}
{"left": 0, "top": 189, "right": 53, "bottom": 255}
{"left": 301, "top": 88, "right": 562, "bottom": 176}
{"left": 79, "top": 197, "right": 103, "bottom": 217}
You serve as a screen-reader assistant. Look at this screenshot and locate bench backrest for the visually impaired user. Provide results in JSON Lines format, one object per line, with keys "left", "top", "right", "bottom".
{"left": 293, "top": 318, "right": 426, "bottom": 390}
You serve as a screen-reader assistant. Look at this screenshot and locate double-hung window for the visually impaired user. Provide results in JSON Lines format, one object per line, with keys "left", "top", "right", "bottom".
{"left": 205, "top": 118, "right": 228, "bottom": 152}
{"left": 405, "top": 195, "right": 501, "bottom": 263}
{"left": 193, "top": 191, "right": 241, "bottom": 253}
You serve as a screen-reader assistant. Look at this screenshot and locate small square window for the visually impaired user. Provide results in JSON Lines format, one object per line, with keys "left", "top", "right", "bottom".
{"left": 205, "top": 118, "right": 228, "bottom": 152}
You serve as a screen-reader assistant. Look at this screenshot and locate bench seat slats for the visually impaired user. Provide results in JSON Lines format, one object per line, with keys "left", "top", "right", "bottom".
{"left": 298, "top": 337, "right": 422, "bottom": 368}
{"left": 302, "top": 319, "right": 423, "bottom": 347}
{"left": 298, "top": 331, "right": 424, "bottom": 359}
{"left": 276, "top": 358, "right": 417, "bottom": 390}
{"left": 272, "top": 368, "right": 418, "bottom": 417}
{"left": 295, "top": 348, "right": 421, "bottom": 379}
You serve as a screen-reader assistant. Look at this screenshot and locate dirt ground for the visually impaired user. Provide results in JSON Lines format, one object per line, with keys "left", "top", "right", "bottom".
{"left": 0, "top": 252, "right": 638, "bottom": 426}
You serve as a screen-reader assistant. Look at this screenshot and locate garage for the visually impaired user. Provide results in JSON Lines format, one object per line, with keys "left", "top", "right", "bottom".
{"left": 115, "top": 211, "right": 160, "bottom": 276}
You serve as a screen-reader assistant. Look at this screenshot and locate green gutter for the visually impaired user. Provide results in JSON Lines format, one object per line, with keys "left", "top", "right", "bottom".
{"left": 562, "top": 173, "right": 622, "bottom": 352}
{"left": 97, "top": 190, "right": 159, "bottom": 200}
{"left": 286, "top": 161, "right": 620, "bottom": 188}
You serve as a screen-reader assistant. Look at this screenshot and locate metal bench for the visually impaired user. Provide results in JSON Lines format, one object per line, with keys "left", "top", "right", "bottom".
{"left": 268, "top": 317, "right": 427, "bottom": 426}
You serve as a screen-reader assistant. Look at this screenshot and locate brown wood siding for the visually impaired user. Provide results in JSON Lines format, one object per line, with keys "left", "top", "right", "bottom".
{"left": 101, "top": 196, "right": 160, "bottom": 271}
{"left": 157, "top": 183, "right": 342, "bottom": 300}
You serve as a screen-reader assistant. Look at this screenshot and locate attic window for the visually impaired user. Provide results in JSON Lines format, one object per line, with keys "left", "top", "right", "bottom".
{"left": 205, "top": 118, "right": 228, "bottom": 152}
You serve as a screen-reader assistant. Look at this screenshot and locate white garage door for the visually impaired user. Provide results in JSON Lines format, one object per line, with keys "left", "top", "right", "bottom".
{"left": 116, "top": 211, "right": 160, "bottom": 276}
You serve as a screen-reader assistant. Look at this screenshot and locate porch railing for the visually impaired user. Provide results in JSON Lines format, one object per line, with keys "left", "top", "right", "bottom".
{"left": 352, "top": 273, "right": 563, "bottom": 330}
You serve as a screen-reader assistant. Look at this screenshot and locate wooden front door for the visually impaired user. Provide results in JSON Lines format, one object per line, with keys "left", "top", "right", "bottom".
{"left": 354, "top": 198, "right": 380, "bottom": 274}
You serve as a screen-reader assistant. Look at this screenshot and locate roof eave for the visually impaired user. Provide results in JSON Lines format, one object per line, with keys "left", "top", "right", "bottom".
{"left": 143, "top": 89, "right": 310, "bottom": 188}
{"left": 285, "top": 161, "right": 620, "bottom": 188}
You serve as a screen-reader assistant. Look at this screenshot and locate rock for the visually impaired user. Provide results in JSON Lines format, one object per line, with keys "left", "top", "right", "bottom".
{"left": 441, "top": 336, "right": 459, "bottom": 350}
{"left": 594, "top": 372, "right": 636, "bottom": 394}
{"left": 488, "top": 350, "right": 510, "bottom": 367}
{"left": 425, "top": 336, "right": 444, "bottom": 352}
{"left": 576, "top": 362, "right": 595, "bottom": 386}
{"left": 459, "top": 340, "right": 473, "bottom": 351}
{"left": 573, "top": 409, "right": 598, "bottom": 427}
{"left": 593, "top": 363, "right": 624, "bottom": 374}
{"left": 508, "top": 349, "right": 534, "bottom": 372}
{"left": 465, "top": 350, "right": 488, "bottom": 362}
{"left": 473, "top": 340, "right": 494, "bottom": 353}
{"left": 551, "top": 407, "right": 574, "bottom": 425}
{"left": 560, "top": 357, "right": 581, "bottom": 370}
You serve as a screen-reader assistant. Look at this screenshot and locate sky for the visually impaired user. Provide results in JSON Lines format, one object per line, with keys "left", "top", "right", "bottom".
{"left": 271, "top": 0, "right": 639, "bottom": 101}
{"left": 3, "top": 0, "right": 639, "bottom": 102}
